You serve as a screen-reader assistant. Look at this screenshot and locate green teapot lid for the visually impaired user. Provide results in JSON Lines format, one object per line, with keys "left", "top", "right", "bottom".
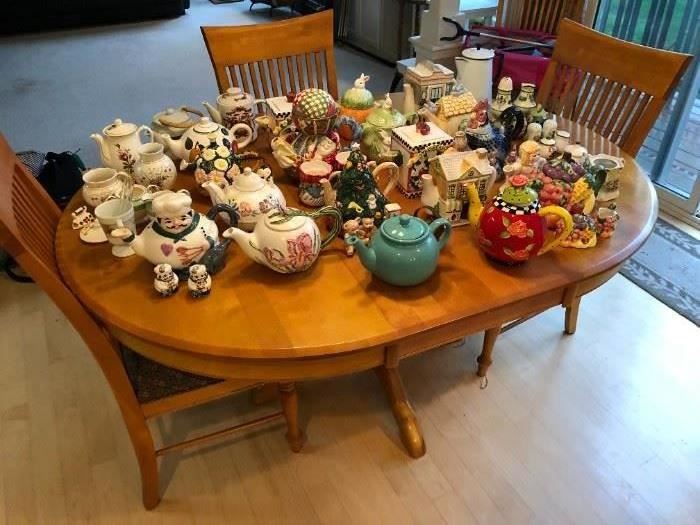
{"left": 501, "top": 174, "right": 538, "bottom": 206}
{"left": 380, "top": 214, "right": 428, "bottom": 243}
{"left": 366, "top": 94, "right": 406, "bottom": 129}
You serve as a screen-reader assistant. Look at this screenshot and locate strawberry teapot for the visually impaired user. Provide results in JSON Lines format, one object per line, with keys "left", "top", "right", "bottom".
{"left": 471, "top": 174, "right": 573, "bottom": 264}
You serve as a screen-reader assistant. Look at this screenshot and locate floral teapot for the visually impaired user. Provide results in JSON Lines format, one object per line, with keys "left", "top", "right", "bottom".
{"left": 111, "top": 190, "right": 239, "bottom": 274}
{"left": 223, "top": 207, "right": 342, "bottom": 274}
{"left": 91, "top": 119, "right": 153, "bottom": 174}
{"left": 320, "top": 144, "right": 399, "bottom": 225}
{"left": 471, "top": 174, "right": 573, "bottom": 264}
{"left": 201, "top": 166, "right": 286, "bottom": 231}
{"left": 157, "top": 117, "right": 253, "bottom": 169}
{"left": 203, "top": 87, "right": 264, "bottom": 140}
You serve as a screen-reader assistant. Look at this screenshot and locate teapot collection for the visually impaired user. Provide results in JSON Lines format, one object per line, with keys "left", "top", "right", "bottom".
{"left": 77, "top": 74, "right": 622, "bottom": 295}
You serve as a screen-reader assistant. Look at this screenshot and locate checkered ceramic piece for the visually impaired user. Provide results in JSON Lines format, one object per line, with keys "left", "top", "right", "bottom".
{"left": 293, "top": 88, "right": 337, "bottom": 120}
{"left": 391, "top": 125, "right": 453, "bottom": 153}
{"left": 266, "top": 96, "right": 293, "bottom": 120}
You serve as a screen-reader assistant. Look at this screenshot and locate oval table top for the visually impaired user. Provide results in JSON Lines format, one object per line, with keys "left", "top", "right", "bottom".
{"left": 55, "top": 121, "right": 657, "bottom": 361}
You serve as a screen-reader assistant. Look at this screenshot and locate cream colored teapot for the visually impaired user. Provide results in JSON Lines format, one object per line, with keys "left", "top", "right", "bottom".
{"left": 203, "top": 87, "right": 265, "bottom": 140}
{"left": 91, "top": 119, "right": 153, "bottom": 174}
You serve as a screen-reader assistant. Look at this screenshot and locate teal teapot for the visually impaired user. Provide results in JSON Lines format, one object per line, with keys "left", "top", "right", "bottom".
{"left": 348, "top": 214, "right": 451, "bottom": 286}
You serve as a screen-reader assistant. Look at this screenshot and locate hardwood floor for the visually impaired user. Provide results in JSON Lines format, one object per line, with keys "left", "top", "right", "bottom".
{"left": 0, "top": 274, "right": 698, "bottom": 524}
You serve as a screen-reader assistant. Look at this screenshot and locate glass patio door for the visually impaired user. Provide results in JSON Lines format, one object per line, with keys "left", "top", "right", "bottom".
{"left": 596, "top": 0, "right": 700, "bottom": 225}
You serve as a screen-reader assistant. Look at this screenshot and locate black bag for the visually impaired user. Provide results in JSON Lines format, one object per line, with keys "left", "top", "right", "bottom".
{"left": 37, "top": 151, "right": 85, "bottom": 209}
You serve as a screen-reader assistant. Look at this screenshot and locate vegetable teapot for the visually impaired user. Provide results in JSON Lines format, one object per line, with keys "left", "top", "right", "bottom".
{"left": 470, "top": 174, "right": 573, "bottom": 264}
{"left": 111, "top": 190, "right": 238, "bottom": 274}
{"left": 201, "top": 166, "right": 286, "bottom": 231}
{"left": 222, "top": 207, "right": 342, "bottom": 274}
{"left": 348, "top": 214, "right": 452, "bottom": 286}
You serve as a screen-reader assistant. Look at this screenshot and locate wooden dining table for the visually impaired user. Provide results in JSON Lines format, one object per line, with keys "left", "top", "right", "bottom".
{"left": 55, "top": 119, "right": 657, "bottom": 459}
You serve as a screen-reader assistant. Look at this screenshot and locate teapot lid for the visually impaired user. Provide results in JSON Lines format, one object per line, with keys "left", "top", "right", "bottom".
{"left": 219, "top": 87, "right": 253, "bottom": 104}
{"left": 157, "top": 107, "right": 197, "bottom": 128}
{"left": 501, "top": 174, "right": 538, "bottom": 207}
{"left": 233, "top": 167, "right": 265, "bottom": 192}
{"left": 461, "top": 47, "right": 495, "bottom": 61}
{"left": 103, "top": 118, "right": 138, "bottom": 137}
{"left": 193, "top": 117, "right": 221, "bottom": 134}
{"left": 380, "top": 214, "right": 428, "bottom": 243}
{"left": 366, "top": 96, "right": 406, "bottom": 129}
{"left": 151, "top": 191, "right": 193, "bottom": 217}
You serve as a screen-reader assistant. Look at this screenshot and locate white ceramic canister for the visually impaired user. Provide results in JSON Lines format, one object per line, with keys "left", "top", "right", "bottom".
{"left": 455, "top": 48, "right": 495, "bottom": 103}
{"left": 133, "top": 142, "right": 177, "bottom": 190}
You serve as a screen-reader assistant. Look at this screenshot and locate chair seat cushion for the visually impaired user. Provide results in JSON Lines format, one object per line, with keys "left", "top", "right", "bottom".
{"left": 120, "top": 346, "right": 222, "bottom": 404}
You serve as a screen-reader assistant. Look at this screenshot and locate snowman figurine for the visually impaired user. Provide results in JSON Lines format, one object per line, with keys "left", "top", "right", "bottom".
{"left": 153, "top": 263, "right": 179, "bottom": 297}
{"left": 188, "top": 264, "right": 211, "bottom": 298}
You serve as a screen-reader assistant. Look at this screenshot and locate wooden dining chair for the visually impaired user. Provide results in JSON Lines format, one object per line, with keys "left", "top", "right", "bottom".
{"left": 201, "top": 10, "right": 338, "bottom": 100}
{"left": 538, "top": 19, "right": 692, "bottom": 157}
{"left": 496, "top": 0, "right": 596, "bottom": 34}
{"left": 0, "top": 133, "right": 303, "bottom": 510}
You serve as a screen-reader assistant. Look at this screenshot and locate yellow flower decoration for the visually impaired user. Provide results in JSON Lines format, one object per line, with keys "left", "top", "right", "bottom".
{"left": 216, "top": 145, "right": 231, "bottom": 158}
{"left": 202, "top": 148, "right": 216, "bottom": 161}
{"left": 214, "top": 158, "right": 229, "bottom": 172}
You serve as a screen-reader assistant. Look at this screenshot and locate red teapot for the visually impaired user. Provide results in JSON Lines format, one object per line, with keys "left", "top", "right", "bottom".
{"left": 471, "top": 174, "right": 573, "bottom": 264}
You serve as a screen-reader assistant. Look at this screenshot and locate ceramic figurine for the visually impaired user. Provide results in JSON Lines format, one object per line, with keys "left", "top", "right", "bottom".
{"left": 429, "top": 148, "right": 496, "bottom": 226}
{"left": 157, "top": 117, "right": 252, "bottom": 169}
{"left": 564, "top": 143, "right": 588, "bottom": 165}
{"left": 73, "top": 206, "right": 108, "bottom": 243}
{"left": 223, "top": 207, "right": 342, "bottom": 274}
{"left": 391, "top": 122, "right": 453, "bottom": 198}
{"left": 513, "top": 83, "right": 537, "bottom": 118}
{"left": 152, "top": 106, "right": 202, "bottom": 140}
{"left": 596, "top": 205, "right": 619, "bottom": 238}
{"left": 153, "top": 263, "right": 179, "bottom": 297}
{"left": 560, "top": 213, "right": 597, "bottom": 248}
{"left": 343, "top": 218, "right": 362, "bottom": 256}
{"left": 453, "top": 131, "right": 468, "bottom": 152}
{"left": 72, "top": 206, "right": 94, "bottom": 230}
{"left": 404, "top": 61, "right": 456, "bottom": 104}
{"left": 420, "top": 173, "right": 440, "bottom": 209}
{"left": 339, "top": 74, "right": 375, "bottom": 123}
{"left": 589, "top": 153, "right": 624, "bottom": 201}
{"left": 91, "top": 119, "right": 153, "bottom": 174}
{"left": 539, "top": 137, "right": 556, "bottom": 159}
{"left": 489, "top": 76, "right": 513, "bottom": 122}
{"left": 335, "top": 115, "right": 363, "bottom": 142}
{"left": 111, "top": 190, "right": 238, "bottom": 273}
{"left": 321, "top": 144, "right": 400, "bottom": 226}
{"left": 472, "top": 174, "right": 573, "bottom": 264}
{"left": 81, "top": 168, "right": 131, "bottom": 208}
{"left": 292, "top": 88, "right": 339, "bottom": 136}
{"left": 518, "top": 140, "right": 540, "bottom": 167}
{"left": 542, "top": 115, "right": 558, "bottom": 139}
{"left": 133, "top": 142, "right": 177, "bottom": 190}
{"left": 455, "top": 48, "right": 494, "bottom": 103}
{"left": 347, "top": 214, "right": 452, "bottom": 286}
{"left": 526, "top": 123, "right": 543, "bottom": 142}
{"left": 361, "top": 94, "right": 406, "bottom": 161}
{"left": 202, "top": 166, "right": 286, "bottom": 231}
{"left": 529, "top": 104, "right": 549, "bottom": 124}
{"left": 203, "top": 87, "right": 263, "bottom": 139}
{"left": 421, "top": 91, "right": 479, "bottom": 136}
{"left": 187, "top": 264, "right": 211, "bottom": 298}
{"left": 298, "top": 160, "right": 333, "bottom": 207}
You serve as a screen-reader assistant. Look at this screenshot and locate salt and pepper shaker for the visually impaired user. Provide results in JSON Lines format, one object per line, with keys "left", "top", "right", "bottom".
{"left": 188, "top": 264, "right": 211, "bottom": 298}
{"left": 153, "top": 263, "right": 178, "bottom": 297}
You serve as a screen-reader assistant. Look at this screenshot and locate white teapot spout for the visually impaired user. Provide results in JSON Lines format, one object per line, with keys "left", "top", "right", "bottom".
{"left": 201, "top": 180, "right": 229, "bottom": 206}
{"left": 222, "top": 226, "right": 260, "bottom": 264}
{"left": 90, "top": 133, "right": 110, "bottom": 166}
{"left": 202, "top": 101, "right": 222, "bottom": 124}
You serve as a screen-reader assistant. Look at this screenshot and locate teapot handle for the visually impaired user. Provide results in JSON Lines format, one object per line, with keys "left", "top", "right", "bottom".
{"left": 372, "top": 162, "right": 399, "bottom": 196}
{"left": 206, "top": 203, "right": 240, "bottom": 228}
{"left": 429, "top": 218, "right": 452, "bottom": 252}
{"left": 311, "top": 206, "right": 343, "bottom": 249}
{"left": 230, "top": 123, "right": 254, "bottom": 149}
{"left": 537, "top": 205, "right": 573, "bottom": 255}
{"left": 138, "top": 125, "right": 154, "bottom": 143}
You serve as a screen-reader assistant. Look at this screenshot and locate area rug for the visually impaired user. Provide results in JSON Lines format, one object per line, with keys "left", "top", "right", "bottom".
{"left": 620, "top": 218, "right": 700, "bottom": 326}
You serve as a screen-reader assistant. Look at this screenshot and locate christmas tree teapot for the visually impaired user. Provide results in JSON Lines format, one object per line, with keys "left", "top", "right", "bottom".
{"left": 472, "top": 174, "right": 573, "bottom": 264}
{"left": 320, "top": 143, "right": 399, "bottom": 224}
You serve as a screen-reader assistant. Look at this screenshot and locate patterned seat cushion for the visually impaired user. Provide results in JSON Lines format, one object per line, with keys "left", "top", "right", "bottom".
{"left": 120, "top": 346, "right": 222, "bottom": 404}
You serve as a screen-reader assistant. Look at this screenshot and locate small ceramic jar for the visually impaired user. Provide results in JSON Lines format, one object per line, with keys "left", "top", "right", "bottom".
{"left": 134, "top": 142, "right": 177, "bottom": 190}
{"left": 298, "top": 160, "right": 333, "bottom": 207}
{"left": 555, "top": 129, "right": 571, "bottom": 152}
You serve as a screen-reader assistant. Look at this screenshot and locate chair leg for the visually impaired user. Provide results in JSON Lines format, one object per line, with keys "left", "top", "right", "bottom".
{"left": 564, "top": 296, "right": 582, "bottom": 335}
{"left": 278, "top": 383, "right": 305, "bottom": 452}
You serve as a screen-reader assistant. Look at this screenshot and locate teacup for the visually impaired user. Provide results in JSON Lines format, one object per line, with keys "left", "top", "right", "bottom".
{"left": 82, "top": 168, "right": 130, "bottom": 208}
{"left": 333, "top": 149, "right": 367, "bottom": 171}
{"left": 94, "top": 199, "right": 136, "bottom": 258}
{"left": 298, "top": 160, "right": 333, "bottom": 207}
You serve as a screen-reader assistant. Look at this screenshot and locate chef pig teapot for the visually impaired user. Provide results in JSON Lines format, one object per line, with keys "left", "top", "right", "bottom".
{"left": 111, "top": 190, "right": 239, "bottom": 274}
{"left": 470, "top": 174, "right": 573, "bottom": 264}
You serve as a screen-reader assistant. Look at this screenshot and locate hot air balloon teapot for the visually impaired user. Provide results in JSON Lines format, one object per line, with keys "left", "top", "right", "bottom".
{"left": 470, "top": 174, "right": 573, "bottom": 264}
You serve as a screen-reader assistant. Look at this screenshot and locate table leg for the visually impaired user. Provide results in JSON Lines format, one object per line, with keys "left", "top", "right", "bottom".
{"left": 278, "top": 383, "right": 305, "bottom": 452}
{"left": 564, "top": 296, "right": 581, "bottom": 335}
{"left": 375, "top": 365, "right": 426, "bottom": 458}
{"left": 477, "top": 326, "right": 500, "bottom": 380}
{"left": 250, "top": 383, "right": 279, "bottom": 406}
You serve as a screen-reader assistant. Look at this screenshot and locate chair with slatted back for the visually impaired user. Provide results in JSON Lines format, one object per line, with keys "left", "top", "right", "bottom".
{"left": 496, "top": 0, "right": 595, "bottom": 34}
{"left": 0, "top": 133, "right": 303, "bottom": 509}
{"left": 201, "top": 9, "right": 338, "bottom": 100}
{"left": 538, "top": 19, "right": 692, "bottom": 158}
